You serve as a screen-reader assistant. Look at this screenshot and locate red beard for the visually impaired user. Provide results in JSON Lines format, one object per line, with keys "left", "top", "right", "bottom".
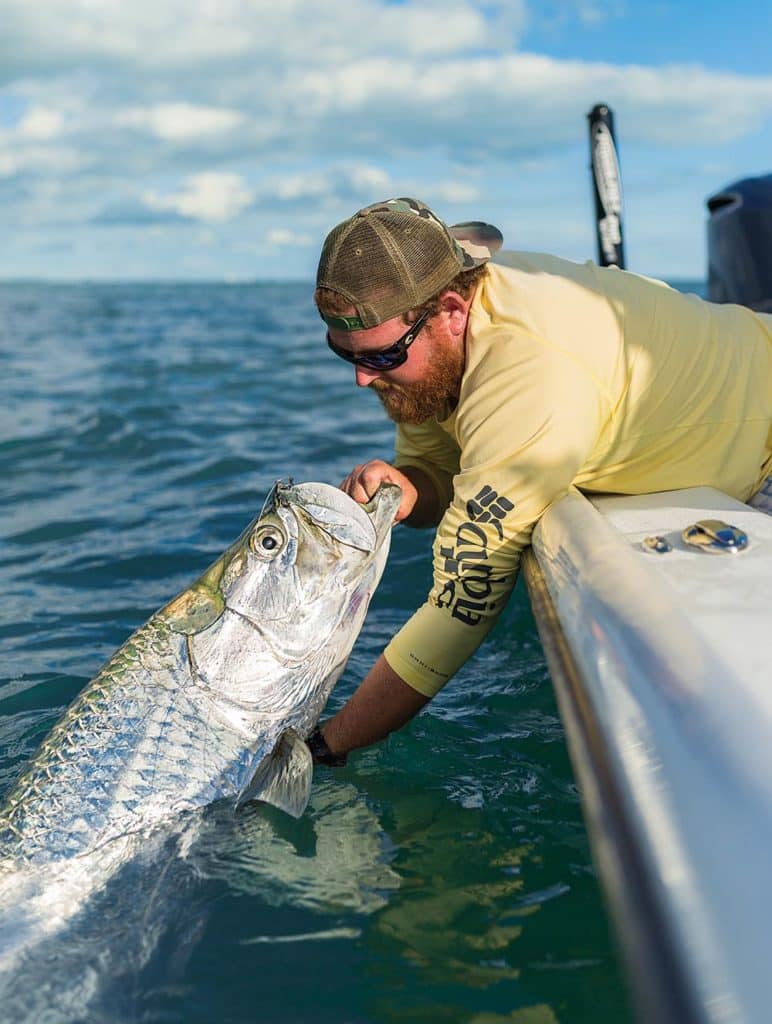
{"left": 369, "top": 341, "right": 464, "bottom": 424}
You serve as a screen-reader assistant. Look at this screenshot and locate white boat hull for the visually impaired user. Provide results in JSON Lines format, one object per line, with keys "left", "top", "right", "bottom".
{"left": 525, "top": 486, "right": 772, "bottom": 1024}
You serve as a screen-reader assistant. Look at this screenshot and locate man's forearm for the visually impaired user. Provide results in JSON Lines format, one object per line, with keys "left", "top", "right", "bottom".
{"left": 321, "top": 654, "right": 430, "bottom": 756}
{"left": 399, "top": 466, "right": 444, "bottom": 528}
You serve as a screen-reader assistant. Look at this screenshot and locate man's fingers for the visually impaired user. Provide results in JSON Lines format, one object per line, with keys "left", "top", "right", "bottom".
{"left": 339, "top": 465, "right": 371, "bottom": 503}
{"left": 339, "top": 461, "right": 392, "bottom": 504}
{"left": 340, "top": 464, "right": 364, "bottom": 495}
{"left": 350, "top": 478, "right": 375, "bottom": 504}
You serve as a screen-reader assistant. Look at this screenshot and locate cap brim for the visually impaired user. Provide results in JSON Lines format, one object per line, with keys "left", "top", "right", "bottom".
{"left": 450, "top": 221, "right": 503, "bottom": 266}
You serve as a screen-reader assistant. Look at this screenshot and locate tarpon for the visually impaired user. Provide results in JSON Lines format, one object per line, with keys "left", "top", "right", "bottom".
{"left": 0, "top": 480, "right": 398, "bottom": 984}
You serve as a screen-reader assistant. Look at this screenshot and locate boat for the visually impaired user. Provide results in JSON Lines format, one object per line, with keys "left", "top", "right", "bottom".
{"left": 521, "top": 108, "right": 772, "bottom": 1024}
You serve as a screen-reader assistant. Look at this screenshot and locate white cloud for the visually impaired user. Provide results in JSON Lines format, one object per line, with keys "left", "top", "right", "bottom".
{"left": 116, "top": 103, "right": 244, "bottom": 142}
{"left": 0, "top": 0, "right": 771, "bottom": 278}
{"left": 0, "top": 143, "right": 88, "bottom": 179}
{"left": 272, "top": 165, "right": 392, "bottom": 202}
{"left": 3, "top": 8, "right": 772, "bottom": 185}
{"left": 427, "top": 181, "right": 482, "bottom": 203}
{"left": 266, "top": 228, "right": 314, "bottom": 246}
{"left": 275, "top": 171, "right": 335, "bottom": 202}
{"left": 288, "top": 54, "right": 772, "bottom": 149}
{"left": 0, "top": 0, "right": 526, "bottom": 75}
{"left": 143, "top": 172, "right": 253, "bottom": 222}
{"left": 17, "top": 105, "right": 66, "bottom": 139}
{"left": 345, "top": 165, "right": 392, "bottom": 195}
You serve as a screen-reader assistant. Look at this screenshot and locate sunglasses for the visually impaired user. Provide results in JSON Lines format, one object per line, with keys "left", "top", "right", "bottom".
{"left": 326, "top": 310, "right": 431, "bottom": 371}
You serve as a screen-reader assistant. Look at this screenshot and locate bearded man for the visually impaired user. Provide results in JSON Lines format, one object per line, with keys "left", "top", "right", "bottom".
{"left": 307, "top": 197, "right": 772, "bottom": 767}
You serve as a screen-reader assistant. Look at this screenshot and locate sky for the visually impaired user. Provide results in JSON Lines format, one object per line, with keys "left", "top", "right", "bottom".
{"left": 1, "top": 0, "right": 771, "bottom": 281}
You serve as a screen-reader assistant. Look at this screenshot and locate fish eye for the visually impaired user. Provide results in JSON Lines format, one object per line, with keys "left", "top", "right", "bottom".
{"left": 249, "top": 524, "right": 286, "bottom": 560}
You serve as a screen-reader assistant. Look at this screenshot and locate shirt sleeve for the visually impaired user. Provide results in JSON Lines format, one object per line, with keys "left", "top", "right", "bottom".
{"left": 384, "top": 325, "right": 609, "bottom": 697}
{"left": 393, "top": 420, "right": 460, "bottom": 523}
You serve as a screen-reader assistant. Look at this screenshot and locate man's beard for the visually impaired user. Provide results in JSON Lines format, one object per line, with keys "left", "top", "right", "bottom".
{"left": 369, "top": 342, "right": 464, "bottom": 425}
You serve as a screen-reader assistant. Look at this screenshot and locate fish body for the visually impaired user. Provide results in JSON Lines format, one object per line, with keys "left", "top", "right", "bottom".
{"left": 0, "top": 480, "right": 398, "bottom": 867}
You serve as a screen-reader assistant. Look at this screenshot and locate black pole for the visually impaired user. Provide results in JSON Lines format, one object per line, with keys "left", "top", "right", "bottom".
{"left": 588, "top": 104, "right": 626, "bottom": 269}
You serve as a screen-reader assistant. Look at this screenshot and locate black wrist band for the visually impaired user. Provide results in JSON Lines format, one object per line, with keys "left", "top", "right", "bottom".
{"left": 307, "top": 726, "right": 347, "bottom": 767}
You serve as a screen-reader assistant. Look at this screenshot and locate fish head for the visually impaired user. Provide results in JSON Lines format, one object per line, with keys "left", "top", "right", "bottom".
{"left": 227, "top": 479, "right": 398, "bottom": 618}
{"left": 159, "top": 480, "right": 400, "bottom": 738}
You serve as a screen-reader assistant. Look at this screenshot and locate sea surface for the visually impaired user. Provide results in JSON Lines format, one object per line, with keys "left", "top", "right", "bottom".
{"left": 0, "top": 278, "right": 704, "bottom": 1023}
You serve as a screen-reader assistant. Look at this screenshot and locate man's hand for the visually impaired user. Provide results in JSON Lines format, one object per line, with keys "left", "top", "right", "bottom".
{"left": 340, "top": 460, "right": 418, "bottom": 522}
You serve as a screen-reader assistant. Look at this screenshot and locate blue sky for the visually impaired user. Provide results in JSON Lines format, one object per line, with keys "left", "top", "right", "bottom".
{"left": 1, "top": 0, "right": 771, "bottom": 281}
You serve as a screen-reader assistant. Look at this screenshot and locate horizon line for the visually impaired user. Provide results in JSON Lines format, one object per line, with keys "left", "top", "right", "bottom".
{"left": 0, "top": 274, "right": 708, "bottom": 286}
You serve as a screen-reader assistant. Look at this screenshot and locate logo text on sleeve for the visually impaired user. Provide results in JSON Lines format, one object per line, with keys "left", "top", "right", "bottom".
{"left": 435, "top": 486, "right": 515, "bottom": 626}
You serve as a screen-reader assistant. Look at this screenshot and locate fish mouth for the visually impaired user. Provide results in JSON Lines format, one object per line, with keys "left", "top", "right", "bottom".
{"left": 267, "top": 480, "right": 400, "bottom": 553}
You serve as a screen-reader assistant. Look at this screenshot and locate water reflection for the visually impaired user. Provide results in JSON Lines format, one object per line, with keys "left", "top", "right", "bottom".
{"left": 192, "top": 781, "right": 401, "bottom": 916}
{"left": 0, "top": 779, "right": 402, "bottom": 1023}
{"left": 367, "top": 793, "right": 540, "bottom": 991}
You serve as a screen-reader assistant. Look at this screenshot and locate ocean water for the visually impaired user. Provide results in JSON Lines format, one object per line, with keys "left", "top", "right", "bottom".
{"left": 0, "top": 278, "right": 702, "bottom": 1022}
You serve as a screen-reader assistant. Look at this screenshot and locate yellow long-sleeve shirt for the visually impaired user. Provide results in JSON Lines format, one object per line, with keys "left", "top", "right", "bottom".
{"left": 384, "top": 254, "right": 772, "bottom": 697}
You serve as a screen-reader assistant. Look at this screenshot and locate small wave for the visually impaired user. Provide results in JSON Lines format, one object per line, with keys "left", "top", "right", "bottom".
{"left": 6, "top": 517, "right": 108, "bottom": 546}
{"left": 240, "top": 926, "right": 361, "bottom": 945}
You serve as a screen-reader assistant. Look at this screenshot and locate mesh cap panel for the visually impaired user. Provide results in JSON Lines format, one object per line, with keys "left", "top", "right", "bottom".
{"left": 316, "top": 198, "right": 502, "bottom": 329}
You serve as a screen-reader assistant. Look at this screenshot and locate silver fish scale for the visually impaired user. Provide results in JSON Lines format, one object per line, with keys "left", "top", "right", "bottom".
{"left": 0, "top": 616, "right": 267, "bottom": 865}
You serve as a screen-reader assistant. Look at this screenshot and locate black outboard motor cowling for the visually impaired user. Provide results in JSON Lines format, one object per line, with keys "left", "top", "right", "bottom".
{"left": 707, "top": 173, "right": 772, "bottom": 312}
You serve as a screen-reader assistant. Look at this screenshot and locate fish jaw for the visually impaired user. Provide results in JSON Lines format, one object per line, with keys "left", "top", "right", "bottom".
{"left": 274, "top": 480, "right": 400, "bottom": 556}
{"left": 362, "top": 483, "right": 402, "bottom": 552}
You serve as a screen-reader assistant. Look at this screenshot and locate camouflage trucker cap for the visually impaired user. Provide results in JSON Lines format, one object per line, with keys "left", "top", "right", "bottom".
{"left": 316, "top": 197, "right": 503, "bottom": 330}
